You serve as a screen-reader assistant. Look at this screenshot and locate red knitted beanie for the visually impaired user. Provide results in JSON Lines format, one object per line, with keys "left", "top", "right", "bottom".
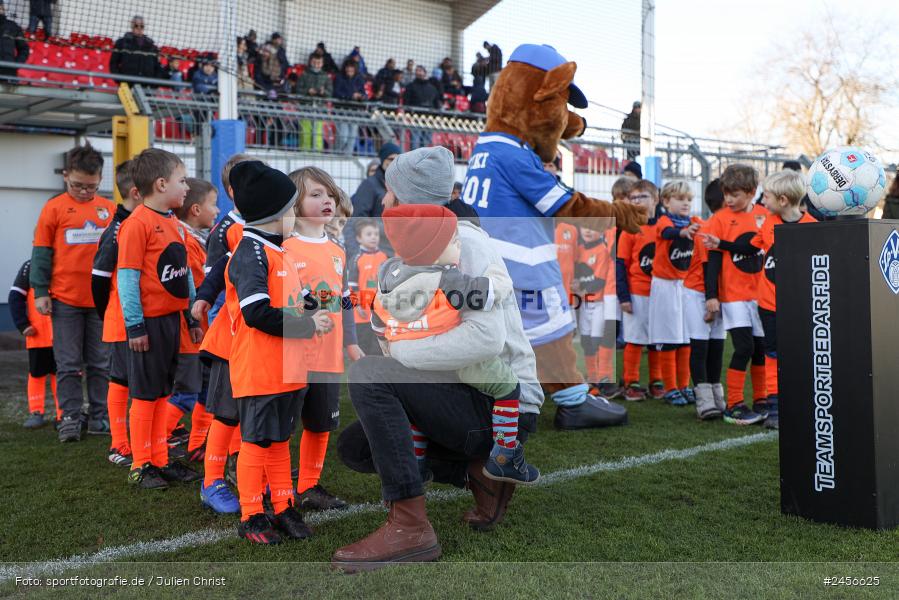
{"left": 382, "top": 204, "right": 458, "bottom": 266}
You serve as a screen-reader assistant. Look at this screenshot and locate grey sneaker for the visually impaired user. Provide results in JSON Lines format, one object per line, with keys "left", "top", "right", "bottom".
{"left": 711, "top": 383, "right": 726, "bottom": 412}
{"left": 87, "top": 419, "right": 111, "bottom": 436}
{"left": 23, "top": 412, "right": 45, "bottom": 429}
{"left": 58, "top": 416, "right": 81, "bottom": 443}
{"left": 694, "top": 383, "right": 721, "bottom": 421}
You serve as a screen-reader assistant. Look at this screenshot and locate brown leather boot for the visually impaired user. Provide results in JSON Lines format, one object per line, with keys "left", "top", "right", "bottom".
{"left": 462, "top": 459, "right": 516, "bottom": 532}
{"left": 331, "top": 495, "right": 441, "bottom": 573}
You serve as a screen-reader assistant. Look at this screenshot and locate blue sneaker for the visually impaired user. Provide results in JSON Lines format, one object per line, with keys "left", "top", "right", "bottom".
{"left": 764, "top": 398, "right": 779, "bottom": 429}
{"left": 723, "top": 403, "right": 765, "bottom": 425}
{"left": 483, "top": 442, "right": 540, "bottom": 486}
{"left": 752, "top": 400, "right": 770, "bottom": 419}
{"left": 201, "top": 479, "right": 240, "bottom": 514}
{"left": 664, "top": 389, "right": 688, "bottom": 406}
{"left": 681, "top": 388, "right": 696, "bottom": 404}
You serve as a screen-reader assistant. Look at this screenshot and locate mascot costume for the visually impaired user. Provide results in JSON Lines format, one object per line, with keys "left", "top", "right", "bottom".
{"left": 462, "top": 44, "right": 647, "bottom": 430}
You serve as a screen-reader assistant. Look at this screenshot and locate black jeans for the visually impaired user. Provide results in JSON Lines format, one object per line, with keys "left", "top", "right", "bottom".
{"left": 346, "top": 356, "right": 536, "bottom": 501}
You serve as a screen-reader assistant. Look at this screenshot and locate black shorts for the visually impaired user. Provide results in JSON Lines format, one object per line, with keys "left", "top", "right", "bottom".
{"left": 108, "top": 341, "right": 128, "bottom": 385}
{"left": 239, "top": 388, "right": 306, "bottom": 444}
{"left": 206, "top": 359, "right": 239, "bottom": 421}
{"left": 28, "top": 346, "right": 56, "bottom": 378}
{"left": 127, "top": 313, "right": 180, "bottom": 400}
{"left": 302, "top": 371, "right": 340, "bottom": 433}
{"left": 758, "top": 307, "right": 777, "bottom": 357}
{"left": 174, "top": 353, "right": 203, "bottom": 394}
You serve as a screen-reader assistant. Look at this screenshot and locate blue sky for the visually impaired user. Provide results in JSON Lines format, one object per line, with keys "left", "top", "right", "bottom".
{"left": 464, "top": 0, "right": 899, "bottom": 158}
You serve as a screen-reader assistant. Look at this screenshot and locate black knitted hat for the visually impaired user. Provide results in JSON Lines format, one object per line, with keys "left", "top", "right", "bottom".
{"left": 229, "top": 161, "right": 298, "bottom": 225}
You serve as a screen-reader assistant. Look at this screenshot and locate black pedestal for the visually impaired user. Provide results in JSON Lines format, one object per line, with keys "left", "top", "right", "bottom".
{"left": 777, "top": 219, "right": 899, "bottom": 529}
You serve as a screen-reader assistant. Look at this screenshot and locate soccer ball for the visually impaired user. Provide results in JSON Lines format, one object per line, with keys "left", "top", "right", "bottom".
{"left": 806, "top": 146, "right": 887, "bottom": 217}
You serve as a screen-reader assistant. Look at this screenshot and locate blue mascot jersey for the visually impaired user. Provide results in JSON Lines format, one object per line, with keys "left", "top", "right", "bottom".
{"left": 462, "top": 132, "right": 576, "bottom": 346}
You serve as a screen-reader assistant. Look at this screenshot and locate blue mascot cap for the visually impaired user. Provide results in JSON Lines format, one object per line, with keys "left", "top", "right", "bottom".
{"left": 509, "top": 44, "right": 588, "bottom": 109}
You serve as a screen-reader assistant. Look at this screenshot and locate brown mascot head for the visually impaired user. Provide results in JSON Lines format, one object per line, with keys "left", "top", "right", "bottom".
{"left": 485, "top": 44, "right": 588, "bottom": 163}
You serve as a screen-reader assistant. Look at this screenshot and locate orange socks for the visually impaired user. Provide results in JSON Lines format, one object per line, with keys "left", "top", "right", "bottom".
{"left": 187, "top": 402, "right": 213, "bottom": 452}
{"left": 751, "top": 364, "right": 767, "bottom": 400}
{"left": 726, "top": 368, "right": 746, "bottom": 408}
{"left": 166, "top": 402, "right": 185, "bottom": 436}
{"left": 623, "top": 344, "right": 642, "bottom": 385}
{"left": 584, "top": 353, "right": 599, "bottom": 382}
{"left": 297, "top": 430, "right": 330, "bottom": 494}
{"left": 676, "top": 346, "right": 691, "bottom": 389}
{"left": 237, "top": 441, "right": 266, "bottom": 521}
{"left": 204, "top": 419, "right": 235, "bottom": 486}
{"left": 766, "top": 356, "right": 778, "bottom": 399}
{"left": 151, "top": 397, "right": 170, "bottom": 467}
{"left": 648, "top": 348, "right": 662, "bottom": 383}
{"left": 597, "top": 346, "right": 615, "bottom": 382}
{"left": 267, "top": 440, "right": 293, "bottom": 514}
{"left": 129, "top": 399, "right": 156, "bottom": 468}
{"left": 660, "top": 349, "right": 678, "bottom": 393}
{"left": 107, "top": 382, "right": 130, "bottom": 451}
{"left": 27, "top": 375, "right": 46, "bottom": 414}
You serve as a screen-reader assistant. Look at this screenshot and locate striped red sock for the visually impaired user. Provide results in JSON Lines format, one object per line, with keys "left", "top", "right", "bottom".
{"left": 493, "top": 398, "right": 519, "bottom": 448}
{"left": 410, "top": 423, "right": 428, "bottom": 459}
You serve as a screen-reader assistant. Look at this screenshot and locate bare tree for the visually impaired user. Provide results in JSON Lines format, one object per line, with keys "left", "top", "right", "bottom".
{"left": 759, "top": 11, "right": 896, "bottom": 157}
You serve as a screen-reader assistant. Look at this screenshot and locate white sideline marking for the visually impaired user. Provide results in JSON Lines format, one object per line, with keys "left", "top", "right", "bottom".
{"left": 0, "top": 431, "right": 776, "bottom": 581}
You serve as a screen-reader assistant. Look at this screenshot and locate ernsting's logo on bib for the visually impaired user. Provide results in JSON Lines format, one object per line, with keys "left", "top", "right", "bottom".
{"left": 879, "top": 230, "right": 899, "bottom": 295}
{"left": 639, "top": 242, "right": 655, "bottom": 276}
{"left": 669, "top": 238, "right": 693, "bottom": 271}
{"left": 730, "top": 232, "right": 764, "bottom": 273}
{"left": 157, "top": 242, "right": 190, "bottom": 298}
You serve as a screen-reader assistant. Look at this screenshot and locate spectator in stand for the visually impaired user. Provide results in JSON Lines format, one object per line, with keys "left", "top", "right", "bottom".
{"left": 621, "top": 100, "right": 641, "bottom": 160}
{"left": 376, "top": 69, "right": 403, "bottom": 105}
{"left": 451, "top": 182, "right": 462, "bottom": 202}
{"left": 254, "top": 34, "right": 287, "bottom": 94}
{"left": 245, "top": 29, "right": 258, "bottom": 62}
{"left": 404, "top": 66, "right": 441, "bottom": 149}
{"left": 0, "top": 2, "right": 29, "bottom": 80}
{"left": 366, "top": 160, "right": 379, "bottom": 178}
{"left": 312, "top": 42, "right": 339, "bottom": 74}
{"left": 441, "top": 65, "right": 463, "bottom": 97}
{"left": 432, "top": 57, "right": 452, "bottom": 81}
{"left": 402, "top": 59, "right": 416, "bottom": 86}
{"left": 347, "top": 46, "right": 367, "bottom": 77}
{"left": 374, "top": 58, "right": 396, "bottom": 91}
{"left": 236, "top": 36, "right": 253, "bottom": 90}
{"left": 28, "top": 0, "right": 54, "bottom": 35}
{"left": 169, "top": 58, "right": 184, "bottom": 82}
{"left": 110, "top": 16, "right": 167, "bottom": 81}
{"left": 348, "top": 142, "right": 401, "bottom": 257}
{"left": 334, "top": 59, "right": 367, "bottom": 155}
{"left": 483, "top": 41, "right": 503, "bottom": 89}
{"left": 192, "top": 58, "right": 218, "bottom": 94}
{"left": 471, "top": 52, "right": 489, "bottom": 86}
{"left": 295, "top": 53, "right": 332, "bottom": 151}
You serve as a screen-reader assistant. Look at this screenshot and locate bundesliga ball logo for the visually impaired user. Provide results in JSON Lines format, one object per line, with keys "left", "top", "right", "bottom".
{"left": 807, "top": 146, "right": 887, "bottom": 217}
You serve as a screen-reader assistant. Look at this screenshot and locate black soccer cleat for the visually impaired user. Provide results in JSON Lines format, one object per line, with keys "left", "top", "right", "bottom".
{"left": 238, "top": 514, "right": 281, "bottom": 545}
{"left": 168, "top": 425, "right": 190, "bottom": 447}
{"left": 273, "top": 506, "right": 313, "bottom": 540}
{"left": 295, "top": 484, "right": 348, "bottom": 511}
{"left": 159, "top": 460, "right": 202, "bottom": 483}
{"left": 128, "top": 463, "right": 169, "bottom": 490}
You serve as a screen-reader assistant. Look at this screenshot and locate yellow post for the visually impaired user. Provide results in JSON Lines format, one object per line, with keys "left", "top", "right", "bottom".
{"left": 111, "top": 84, "right": 149, "bottom": 204}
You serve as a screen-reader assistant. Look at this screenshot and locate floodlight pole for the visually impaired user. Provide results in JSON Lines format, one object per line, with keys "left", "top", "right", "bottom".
{"left": 640, "top": 0, "right": 655, "bottom": 158}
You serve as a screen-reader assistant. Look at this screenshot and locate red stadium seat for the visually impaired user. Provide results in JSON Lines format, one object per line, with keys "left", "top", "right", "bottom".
{"left": 455, "top": 95, "right": 470, "bottom": 112}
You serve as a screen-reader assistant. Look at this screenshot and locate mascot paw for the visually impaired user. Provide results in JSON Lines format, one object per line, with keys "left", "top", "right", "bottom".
{"left": 612, "top": 202, "right": 649, "bottom": 234}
